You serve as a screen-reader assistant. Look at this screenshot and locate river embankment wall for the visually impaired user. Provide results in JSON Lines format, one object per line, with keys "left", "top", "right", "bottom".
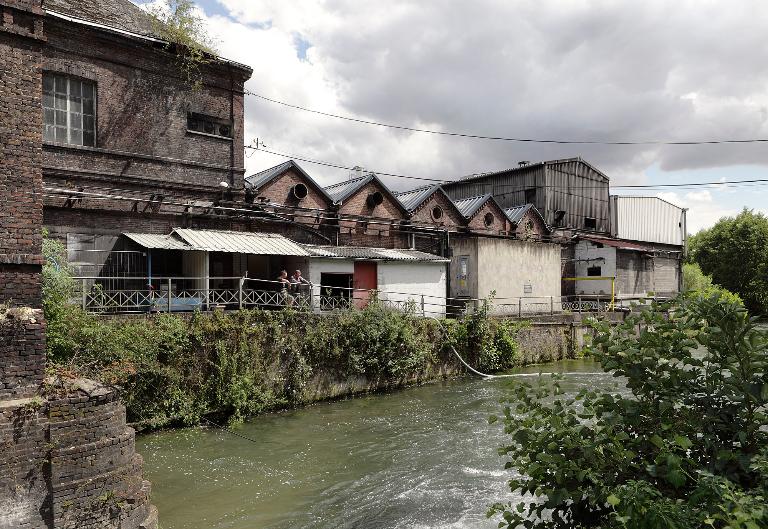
{"left": 0, "top": 310, "right": 157, "bottom": 529}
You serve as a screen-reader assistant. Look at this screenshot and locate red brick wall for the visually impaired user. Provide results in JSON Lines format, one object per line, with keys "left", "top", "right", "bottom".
{"left": 409, "top": 191, "right": 465, "bottom": 229}
{"left": 256, "top": 169, "right": 331, "bottom": 211}
{"left": 41, "top": 16, "right": 249, "bottom": 191}
{"left": 513, "top": 210, "right": 548, "bottom": 239}
{"left": 467, "top": 200, "right": 511, "bottom": 234}
{"left": 0, "top": 3, "right": 45, "bottom": 307}
{"left": 336, "top": 181, "right": 407, "bottom": 247}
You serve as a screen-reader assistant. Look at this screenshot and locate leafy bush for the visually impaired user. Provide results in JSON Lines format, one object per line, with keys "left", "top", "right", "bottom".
{"left": 490, "top": 294, "right": 767, "bottom": 529}
{"left": 683, "top": 262, "right": 743, "bottom": 306}
{"left": 688, "top": 209, "right": 768, "bottom": 315}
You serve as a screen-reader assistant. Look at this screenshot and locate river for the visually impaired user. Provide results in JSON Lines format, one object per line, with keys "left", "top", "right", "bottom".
{"left": 136, "top": 360, "right": 620, "bottom": 529}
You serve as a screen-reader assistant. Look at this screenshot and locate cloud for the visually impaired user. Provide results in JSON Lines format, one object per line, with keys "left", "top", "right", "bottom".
{"left": 175, "top": 1, "right": 768, "bottom": 194}
{"left": 657, "top": 190, "right": 737, "bottom": 233}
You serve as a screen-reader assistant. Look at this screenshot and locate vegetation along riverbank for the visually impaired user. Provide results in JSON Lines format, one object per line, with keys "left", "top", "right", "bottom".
{"left": 490, "top": 294, "right": 768, "bottom": 528}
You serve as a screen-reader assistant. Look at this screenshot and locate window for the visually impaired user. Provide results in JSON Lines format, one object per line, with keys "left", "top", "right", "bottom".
{"left": 554, "top": 210, "right": 566, "bottom": 226}
{"left": 483, "top": 212, "right": 495, "bottom": 227}
{"left": 584, "top": 217, "right": 597, "bottom": 230}
{"left": 587, "top": 266, "right": 602, "bottom": 277}
{"left": 524, "top": 188, "right": 537, "bottom": 204}
{"left": 43, "top": 73, "right": 96, "bottom": 146}
{"left": 187, "top": 112, "right": 232, "bottom": 138}
{"left": 431, "top": 205, "right": 443, "bottom": 221}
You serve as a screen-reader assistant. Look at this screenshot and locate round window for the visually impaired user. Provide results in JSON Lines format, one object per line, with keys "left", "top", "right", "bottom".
{"left": 484, "top": 212, "right": 495, "bottom": 227}
{"left": 431, "top": 206, "right": 443, "bottom": 221}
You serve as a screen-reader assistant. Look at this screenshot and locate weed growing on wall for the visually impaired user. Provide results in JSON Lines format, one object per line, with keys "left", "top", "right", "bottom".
{"left": 45, "top": 301, "right": 526, "bottom": 429}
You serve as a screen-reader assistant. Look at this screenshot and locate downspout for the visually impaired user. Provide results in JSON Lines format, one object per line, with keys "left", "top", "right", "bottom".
{"left": 229, "top": 65, "right": 235, "bottom": 191}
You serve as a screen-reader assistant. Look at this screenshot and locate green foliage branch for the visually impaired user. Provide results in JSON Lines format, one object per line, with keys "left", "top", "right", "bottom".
{"left": 489, "top": 294, "right": 768, "bottom": 529}
{"left": 147, "top": 0, "right": 217, "bottom": 89}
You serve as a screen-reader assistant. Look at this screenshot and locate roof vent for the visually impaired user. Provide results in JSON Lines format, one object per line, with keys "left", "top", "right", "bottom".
{"left": 291, "top": 183, "right": 308, "bottom": 201}
{"left": 350, "top": 166, "right": 364, "bottom": 180}
{"left": 518, "top": 161, "right": 530, "bottom": 167}
{"left": 366, "top": 191, "right": 384, "bottom": 208}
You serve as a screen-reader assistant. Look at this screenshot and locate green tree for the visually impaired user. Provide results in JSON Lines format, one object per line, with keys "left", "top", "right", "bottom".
{"left": 689, "top": 209, "right": 768, "bottom": 315}
{"left": 682, "top": 262, "right": 742, "bottom": 305}
{"left": 489, "top": 294, "right": 767, "bottom": 529}
{"left": 147, "top": 0, "right": 217, "bottom": 89}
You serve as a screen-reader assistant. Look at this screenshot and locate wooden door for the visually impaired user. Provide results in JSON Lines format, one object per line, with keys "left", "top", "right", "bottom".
{"left": 353, "top": 261, "right": 377, "bottom": 308}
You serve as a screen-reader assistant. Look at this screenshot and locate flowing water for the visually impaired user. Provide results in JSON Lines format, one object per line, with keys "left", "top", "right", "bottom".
{"left": 137, "top": 360, "right": 621, "bottom": 529}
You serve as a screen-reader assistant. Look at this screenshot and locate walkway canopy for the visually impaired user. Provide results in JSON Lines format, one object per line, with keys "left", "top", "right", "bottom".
{"left": 123, "top": 229, "right": 310, "bottom": 256}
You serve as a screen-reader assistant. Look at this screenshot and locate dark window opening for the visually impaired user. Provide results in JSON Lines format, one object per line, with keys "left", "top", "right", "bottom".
{"left": 524, "top": 188, "right": 537, "bottom": 204}
{"left": 584, "top": 217, "right": 597, "bottom": 230}
{"left": 43, "top": 73, "right": 96, "bottom": 147}
{"left": 187, "top": 112, "right": 233, "bottom": 138}
{"left": 431, "top": 205, "right": 443, "bottom": 220}
{"left": 587, "top": 266, "right": 602, "bottom": 277}
{"left": 554, "top": 210, "right": 566, "bottom": 226}
{"left": 483, "top": 212, "right": 495, "bottom": 227}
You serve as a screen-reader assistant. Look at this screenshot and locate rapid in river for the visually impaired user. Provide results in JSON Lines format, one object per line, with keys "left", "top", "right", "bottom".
{"left": 136, "top": 359, "right": 621, "bottom": 528}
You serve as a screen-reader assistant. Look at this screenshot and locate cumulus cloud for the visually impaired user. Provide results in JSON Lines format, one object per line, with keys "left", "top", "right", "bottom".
{"left": 140, "top": 1, "right": 768, "bottom": 222}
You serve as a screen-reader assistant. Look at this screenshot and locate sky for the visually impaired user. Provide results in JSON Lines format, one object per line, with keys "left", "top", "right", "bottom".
{"left": 137, "top": 0, "right": 768, "bottom": 233}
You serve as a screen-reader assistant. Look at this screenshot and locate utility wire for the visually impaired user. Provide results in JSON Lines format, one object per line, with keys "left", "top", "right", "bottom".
{"left": 249, "top": 145, "right": 768, "bottom": 190}
{"left": 245, "top": 90, "right": 768, "bottom": 146}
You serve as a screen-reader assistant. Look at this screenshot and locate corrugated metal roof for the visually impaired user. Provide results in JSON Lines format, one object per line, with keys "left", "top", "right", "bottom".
{"left": 245, "top": 161, "right": 293, "bottom": 189}
{"left": 448, "top": 157, "right": 609, "bottom": 185}
{"left": 395, "top": 184, "right": 440, "bottom": 212}
{"left": 504, "top": 204, "right": 534, "bottom": 224}
{"left": 173, "top": 229, "right": 310, "bottom": 256}
{"left": 303, "top": 245, "right": 449, "bottom": 262}
{"left": 123, "top": 233, "right": 191, "bottom": 251}
{"left": 323, "top": 174, "right": 374, "bottom": 203}
{"left": 581, "top": 236, "right": 652, "bottom": 252}
{"left": 453, "top": 194, "right": 493, "bottom": 218}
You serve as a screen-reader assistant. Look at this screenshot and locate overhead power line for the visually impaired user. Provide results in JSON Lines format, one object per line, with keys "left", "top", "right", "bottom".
{"left": 249, "top": 144, "right": 768, "bottom": 190}
{"left": 245, "top": 90, "right": 768, "bottom": 146}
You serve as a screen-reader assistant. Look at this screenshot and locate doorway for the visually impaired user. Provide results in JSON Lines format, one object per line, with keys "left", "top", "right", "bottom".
{"left": 353, "top": 261, "right": 377, "bottom": 308}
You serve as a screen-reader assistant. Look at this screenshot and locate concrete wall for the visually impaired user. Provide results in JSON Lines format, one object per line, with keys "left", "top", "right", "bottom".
{"left": 475, "top": 239, "right": 561, "bottom": 302}
{"left": 574, "top": 240, "right": 616, "bottom": 295}
{"left": 377, "top": 261, "right": 447, "bottom": 316}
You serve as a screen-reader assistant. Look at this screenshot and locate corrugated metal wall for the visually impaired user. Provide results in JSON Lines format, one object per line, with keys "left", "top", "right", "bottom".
{"left": 610, "top": 196, "right": 685, "bottom": 246}
{"left": 443, "top": 159, "right": 610, "bottom": 232}
{"left": 545, "top": 160, "right": 610, "bottom": 232}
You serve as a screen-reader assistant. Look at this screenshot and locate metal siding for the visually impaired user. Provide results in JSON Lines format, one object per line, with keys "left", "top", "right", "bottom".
{"left": 303, "top": 244, "right": 448, "bottom": 262}
{"left": 444, "top": 160, "right": 608, "bottom": 232}
{"left": 123, "top": 233, "right": 191, "bottom": 250}
{"left": 610, "top": 196, "right": 684, "bottom": 246}
{"left": 172, "top": 229, "right": 310, "bottom": 256}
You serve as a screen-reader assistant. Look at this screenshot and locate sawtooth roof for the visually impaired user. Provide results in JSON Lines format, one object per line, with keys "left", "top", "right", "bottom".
{"left": 504, "top": 203, "right": 549, "bottom": 229}
{"left": 323, "top": 174, "right": 408, "bottom": 214}
{"left": 452, "top": 193, "right": 505, "bottom": 220}
{"left": 245, "top": 160, "right": 333, "bottom": 204}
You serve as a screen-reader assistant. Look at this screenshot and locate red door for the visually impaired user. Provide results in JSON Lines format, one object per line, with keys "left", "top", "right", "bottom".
{"left": 353, "top": 261, "right": 377, "bottom": 308}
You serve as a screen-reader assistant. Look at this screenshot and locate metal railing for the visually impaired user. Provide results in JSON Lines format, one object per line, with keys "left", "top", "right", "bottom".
{"left": 72, "top": 276, "right": 659, "bottom": 317}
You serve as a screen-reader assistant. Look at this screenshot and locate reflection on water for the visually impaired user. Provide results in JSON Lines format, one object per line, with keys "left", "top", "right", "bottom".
{"left": 137, "top": 360, "right": 621, "bottom": 529}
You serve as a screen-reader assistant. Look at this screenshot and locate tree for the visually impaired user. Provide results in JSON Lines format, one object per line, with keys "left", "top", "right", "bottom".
{"left": 489, "top": 294, "right": 767, "bottom": 529}
{"left": 682, "top": 262, "right": 742, "bottom": 306}
{"left": 689, "top": 209, "right": 768, "bottom": 315}
{"left": 147, "top": 0, "right": 217, "bottom": 89}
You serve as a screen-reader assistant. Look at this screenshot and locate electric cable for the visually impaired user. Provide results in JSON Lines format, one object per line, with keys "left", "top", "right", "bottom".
{"left": 245, "top": 90, "right": 768, "bottom": 146}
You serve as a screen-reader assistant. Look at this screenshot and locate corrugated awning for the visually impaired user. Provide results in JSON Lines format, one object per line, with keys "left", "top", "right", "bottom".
{"left": 123, "top": 233, "right": 191, "bottom": 251}
{"left": 581, "top": 236, "right": 651, "bottom": 252}
{"left": 172, "top": 229, "right": 310, "bottom": 256}
{"left": 303, "top": 244, "right": 449, "bottom": 262}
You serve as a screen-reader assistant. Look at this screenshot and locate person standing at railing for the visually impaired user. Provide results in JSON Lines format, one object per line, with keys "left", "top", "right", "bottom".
{"left": 290, "top": 269, "right": 312, "bottom": 307}
{"left": 277, "top": 270, "right": 293, "bottom": 307}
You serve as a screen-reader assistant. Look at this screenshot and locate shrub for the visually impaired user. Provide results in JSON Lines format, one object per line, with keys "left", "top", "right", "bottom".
{"left": 489, "top": 294, "right": 768, "bottom": 529}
